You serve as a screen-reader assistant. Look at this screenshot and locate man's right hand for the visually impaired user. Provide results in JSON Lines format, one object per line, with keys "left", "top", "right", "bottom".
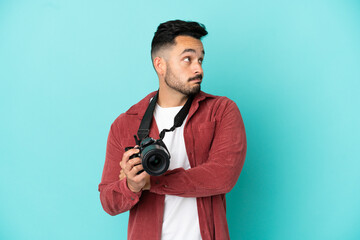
{"left": 120, "top": 148, "right": 150, "bottom": 193}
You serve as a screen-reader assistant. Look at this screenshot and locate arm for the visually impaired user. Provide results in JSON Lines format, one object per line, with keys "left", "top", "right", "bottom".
{"left": 98, "top": 123, "right": 142, "bottom": 216}
{"left": 149, "top": 99, "right": 247, "bottom": 197}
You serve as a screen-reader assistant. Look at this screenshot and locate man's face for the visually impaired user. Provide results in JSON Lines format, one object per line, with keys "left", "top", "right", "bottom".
{"left": 163, "top": 35, "right": 205, "bottom": 96}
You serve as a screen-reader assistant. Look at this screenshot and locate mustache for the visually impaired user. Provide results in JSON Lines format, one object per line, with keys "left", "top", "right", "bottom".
{"left": 188, "top": 74, "right": 203, "bottom": 81}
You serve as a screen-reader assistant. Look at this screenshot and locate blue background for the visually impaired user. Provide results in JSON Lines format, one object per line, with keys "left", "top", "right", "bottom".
{"left": 1, "top": 0, "right": 359, "bottom": 239}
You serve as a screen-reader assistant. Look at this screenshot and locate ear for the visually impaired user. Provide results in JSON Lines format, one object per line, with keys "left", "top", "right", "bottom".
{"left": 153, "top": 57, "right": 166, "bottom": 76}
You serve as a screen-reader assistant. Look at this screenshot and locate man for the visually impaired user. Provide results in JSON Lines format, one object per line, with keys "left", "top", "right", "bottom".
{"left": 98, "top": 20, "right": 247, "bottom": 240}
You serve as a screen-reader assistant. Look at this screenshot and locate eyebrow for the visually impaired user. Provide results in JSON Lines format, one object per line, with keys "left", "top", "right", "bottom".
{"left": 180, "top": 48, "right": 205, "bottom": 56}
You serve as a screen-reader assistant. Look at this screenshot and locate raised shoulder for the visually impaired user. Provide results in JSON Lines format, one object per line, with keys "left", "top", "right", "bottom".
{"left": 202, "top": 95, "right": 239, "bottom": 118}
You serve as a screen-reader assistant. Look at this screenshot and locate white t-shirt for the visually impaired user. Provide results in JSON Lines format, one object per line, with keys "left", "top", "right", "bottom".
{"left": 153, "top": 103, "right": 202, "bottom": 240}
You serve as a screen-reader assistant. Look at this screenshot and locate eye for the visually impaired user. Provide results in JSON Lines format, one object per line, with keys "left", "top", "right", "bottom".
{"left": 184, "top": 57, "right": 190, "bottom": 62}
{"left": 199, "top": 59, "right": 203, "bottom": 64}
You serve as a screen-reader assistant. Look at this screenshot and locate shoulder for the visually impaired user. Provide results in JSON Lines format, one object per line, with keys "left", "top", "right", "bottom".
{"left": 188, "top": 91, "right": 241, "bottom": 125}
{"left": 198, "top": 91, "right": 239, "bottom": 113}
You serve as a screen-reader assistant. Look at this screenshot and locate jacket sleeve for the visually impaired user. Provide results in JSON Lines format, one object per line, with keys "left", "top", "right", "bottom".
{"left": 149, "top": 99, "right": 247, "bottom": 198}
{"left": 98, "top": 122, "right": 142, "bottom": 216}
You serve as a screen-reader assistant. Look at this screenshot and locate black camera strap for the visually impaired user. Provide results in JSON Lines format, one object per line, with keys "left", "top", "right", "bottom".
{"left": 136, "top": 91, "right": 194, "bottom": 144}
{"left": 136, "top": 92, "right": 159, "bottom": 143}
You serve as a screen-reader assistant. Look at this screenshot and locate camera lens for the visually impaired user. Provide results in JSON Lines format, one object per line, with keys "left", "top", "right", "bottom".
{"left": 149, "top": 155, "right": 162, "bottom": 168}
{"left": 141, "top": 144, "right": 170, "bottom": 176}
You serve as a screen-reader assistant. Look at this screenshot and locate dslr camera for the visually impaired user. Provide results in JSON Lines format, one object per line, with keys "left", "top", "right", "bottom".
{"left": 125, "top": 137, "right": 170, "bottom": 176}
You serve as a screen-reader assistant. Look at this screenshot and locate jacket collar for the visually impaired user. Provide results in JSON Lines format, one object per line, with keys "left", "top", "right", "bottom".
{"left": 126, "top": 91, "right": 215, "bottom": 120}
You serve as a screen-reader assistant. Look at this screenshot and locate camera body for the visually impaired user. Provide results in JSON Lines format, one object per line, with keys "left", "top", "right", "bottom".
{"left": 125, "top": 137, "right": 170, "bottom": 176}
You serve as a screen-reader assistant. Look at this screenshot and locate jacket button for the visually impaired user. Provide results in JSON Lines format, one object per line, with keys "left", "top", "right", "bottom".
{"left": 163, "top": 185, "right": 168, "bottom": 188}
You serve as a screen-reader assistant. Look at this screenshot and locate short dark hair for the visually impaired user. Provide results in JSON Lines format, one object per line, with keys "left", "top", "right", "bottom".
{"left": 151, "top": 20, "right": 208, "bottom": 59}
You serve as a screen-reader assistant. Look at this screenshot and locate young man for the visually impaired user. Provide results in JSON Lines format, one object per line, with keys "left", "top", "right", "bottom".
{"left": 98, "top": 20, "right": 247, "bottom": 240}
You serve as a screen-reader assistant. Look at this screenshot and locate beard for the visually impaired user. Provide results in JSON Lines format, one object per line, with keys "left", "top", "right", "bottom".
{"left": 164, "top": 64, "right": 201, "bottom": 96}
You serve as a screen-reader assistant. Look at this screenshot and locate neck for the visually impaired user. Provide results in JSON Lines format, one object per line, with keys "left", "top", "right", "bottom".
{"left": 157, "top": 85, "right": 188, "bottom": 108}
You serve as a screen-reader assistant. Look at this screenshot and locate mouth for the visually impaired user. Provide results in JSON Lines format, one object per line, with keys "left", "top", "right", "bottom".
{"left": 188, "top": 79, "right": 202, "bottom": 85}
{"left": 188, "top": 75, "right": 203, "bottom": 83}
{"left": 189, "top": 78, "right": 202, "bottom": 83}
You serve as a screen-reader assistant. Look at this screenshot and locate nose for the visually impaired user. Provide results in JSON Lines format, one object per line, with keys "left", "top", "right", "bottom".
{"left": 193, "top": 61, "right": 203, "bottom": 75}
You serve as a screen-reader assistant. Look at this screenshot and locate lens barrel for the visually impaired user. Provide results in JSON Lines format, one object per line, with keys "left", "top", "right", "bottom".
{"left": 141, "top": 144, "right": 170, "bottom": 176}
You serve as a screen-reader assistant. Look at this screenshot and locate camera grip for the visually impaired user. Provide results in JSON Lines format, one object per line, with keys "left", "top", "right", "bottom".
{"left": 124, "top": 146, "right": 144, "bottom": 174}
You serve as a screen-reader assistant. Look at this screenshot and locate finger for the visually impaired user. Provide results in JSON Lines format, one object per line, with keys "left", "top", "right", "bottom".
{"left": 123, "top": 148, "right": 140, "bottom": 161}
{"left": 119, "top": 172, "right": 126, "bottom": 180}
{"left": 133, "top": 163, "right": 144, "bottom": 173}
{"left": 124, "top": 157, "right": 141, "bottom": 174}
{"left": 127, "top": 163, "right": 144, "bottom": 179}
{"left": 129, "top": 164, "right": 144, "bottom": 177}
{"left": 128, "top": 157, "right": 142, "bottom": 167}
{"left": 119, "top": 169, "right": 125, "bottom": 179}
{"left": 123, "top": 161, "right": 133, "bottom": 174}
{"left": 121, "top": 148, "right": 140, "bottom": 169}
{"left": 120, "top": 160, "right": 124, "bottom": 169}
{"left": 137, "top": 169, "right": 149, "bottom": 179}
